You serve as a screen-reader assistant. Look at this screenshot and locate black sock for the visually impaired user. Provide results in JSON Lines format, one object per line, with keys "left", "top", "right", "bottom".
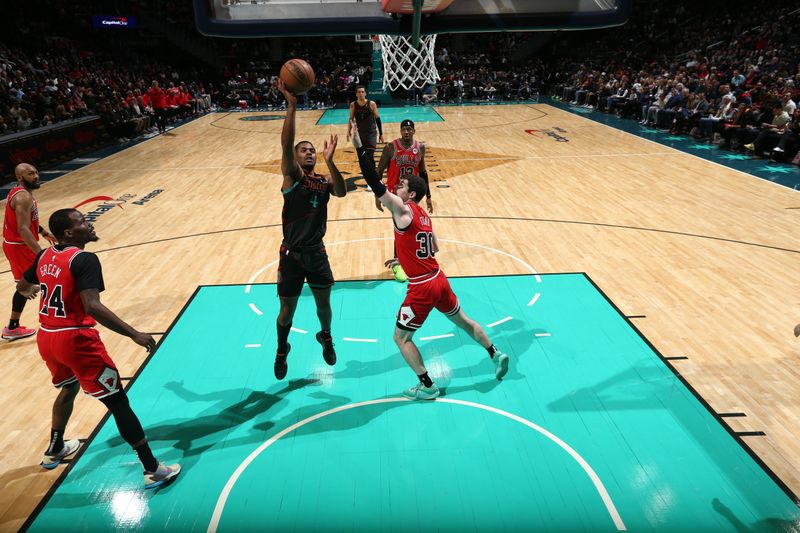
{"left": 487, "top": 344, "right": 498, "bottom": 358}
{"left": 418, "top": 372, "right": 434, "bottom": 388}
{"left": 8, "top": 319, "right": 19, "bottom": 330}
{"left": 276, "top": 321, "right": 292, "bottom": 354}
{"left": 46, "top": 429, "right": 64, "bottom": 455}
{"left": 134, "top": 442, "right": 159, "bottom": 472}
{"left": 319, "top": 329, "right": 331, "bottom": 341}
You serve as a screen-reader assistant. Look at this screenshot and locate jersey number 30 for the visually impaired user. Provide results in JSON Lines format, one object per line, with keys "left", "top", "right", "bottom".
{"left": 39, "top": 284, "right": 67, "bottom": 318}
{"left": 415, "top": 231, "right": 434, "bottom": 259}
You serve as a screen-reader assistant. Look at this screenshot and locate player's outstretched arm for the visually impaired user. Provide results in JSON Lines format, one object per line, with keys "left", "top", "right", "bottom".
{"left": 80, "top": 289, "right": 156, "bottom": 352}
{"left": 350, "top": 120, "right": 407, "bottom": 218}
{"left": 277, "top": 79, "right": 302, "bottom": 183}
{"left": 323, "top": 134, "right": 346, "bottom": 197}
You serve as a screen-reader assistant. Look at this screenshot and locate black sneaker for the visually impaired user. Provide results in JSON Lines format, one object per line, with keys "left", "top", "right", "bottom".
{"left": 274, "top": 343, "right": 290, "bottom": 380}
{"left": 316, "top": 331, "right": 336, "bottom": 365}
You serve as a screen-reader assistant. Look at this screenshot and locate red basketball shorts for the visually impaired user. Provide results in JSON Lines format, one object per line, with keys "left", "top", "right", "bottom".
{"left": 396, "top": 270, "right": 460, "bottom": 331}
{"left": 37, "top": 327, "right": 121, "bottom": 399}
{"left": 3, "top": 241, "right": 36, "bottom": 281}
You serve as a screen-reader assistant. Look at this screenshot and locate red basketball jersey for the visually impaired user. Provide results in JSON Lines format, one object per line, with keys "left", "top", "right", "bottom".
{"left": 394, "top": 201, "right": 439, "bottom": 282}
{"left": 386, "top": 139, "right": 422, "bottom": 191}
{"left": 3, "top": 186, "right": 39, "bottom": 244}
{"left": 36, "top": 246, "right": 97, "bottom": 329}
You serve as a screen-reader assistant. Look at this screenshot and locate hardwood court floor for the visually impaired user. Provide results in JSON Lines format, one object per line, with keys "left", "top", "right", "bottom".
{"left": 1, "top": 104, "right": 799, "bottom": 530}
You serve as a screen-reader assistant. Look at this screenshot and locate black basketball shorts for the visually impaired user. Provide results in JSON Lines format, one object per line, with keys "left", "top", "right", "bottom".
{"left": 277, "top": 244, "right": 335, "bottom": 297}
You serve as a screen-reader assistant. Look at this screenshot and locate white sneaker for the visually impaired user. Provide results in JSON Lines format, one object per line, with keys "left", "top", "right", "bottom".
{"left": 773, "top": 146, "right": 784, "bottom": 153}
{"left": 494, "top": 352, "right": 510, "bottom": 380}
{"left": 144, "top": 462, "right": 181, "bottom": 489}
{"left": 40, "top": 439, "right": 82, "bottom": 470}
{"left": 402, "top": 382, "right": 440, "bottom": 401}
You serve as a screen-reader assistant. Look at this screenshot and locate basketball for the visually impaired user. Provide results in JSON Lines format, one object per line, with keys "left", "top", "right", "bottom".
{"left": 280, "top": 59, "right": 315, "bottom": 95}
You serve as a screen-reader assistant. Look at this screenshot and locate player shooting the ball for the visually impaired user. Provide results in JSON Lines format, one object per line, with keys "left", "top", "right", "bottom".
{"left": 271, "top": 79, "right": 346, "bottom": 381}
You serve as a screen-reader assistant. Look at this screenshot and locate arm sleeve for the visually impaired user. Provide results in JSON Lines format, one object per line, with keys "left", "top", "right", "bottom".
{"left": 356, "top": 147, "right": 387, "bottom": 197}
{"left": 376, "top": 117, "right": 383, "bottom": 137}
{"left": 70, "top": 252, "right": 105, "bottom": 292}
{"left": 22, "top": 249, "right": 47, "bottom": 284}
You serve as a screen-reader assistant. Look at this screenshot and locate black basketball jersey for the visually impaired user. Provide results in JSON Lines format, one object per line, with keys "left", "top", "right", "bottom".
{"left": 353, "top": 100, "right": 377, "bottom": 138}
{"left": 281, "top": 168, "right": 331, "bottom": 249}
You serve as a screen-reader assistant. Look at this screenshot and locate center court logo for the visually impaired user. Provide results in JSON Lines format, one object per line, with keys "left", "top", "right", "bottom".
{"left": 75, "top": 190, "right": 165, "bottom": 222}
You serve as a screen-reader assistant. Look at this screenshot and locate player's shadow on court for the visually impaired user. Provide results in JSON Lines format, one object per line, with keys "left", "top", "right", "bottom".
{"left": 336, "top": 351, "right": 407, "bottom": 379}
{"left": 712, "top": 497, "right": 797, "bottom": 532}
{"left": 91, "top": 378, "right": 318, "bottom": 467}
{"left": 287, "top": 391, "right": 418, "bottom": 439}
{"left": 334, "top": 317, "right": 529, "bottom": 387}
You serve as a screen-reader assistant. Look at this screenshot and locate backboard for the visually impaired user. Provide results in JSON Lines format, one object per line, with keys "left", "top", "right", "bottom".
{"left": 193, "top": 0, "right": 632, "bottom": 38}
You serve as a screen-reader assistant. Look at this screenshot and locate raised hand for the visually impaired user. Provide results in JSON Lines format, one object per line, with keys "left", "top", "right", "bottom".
{"left": 323, "top": 134, "right": 338, "bottom": 162}
{"left": 276, "top": 79, "right": 297, "bottom": 106}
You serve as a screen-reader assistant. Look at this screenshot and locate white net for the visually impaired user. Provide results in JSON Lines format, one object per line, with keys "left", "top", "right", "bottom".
{"left": 378, "top": 34, "right": 440, "bottom": 91}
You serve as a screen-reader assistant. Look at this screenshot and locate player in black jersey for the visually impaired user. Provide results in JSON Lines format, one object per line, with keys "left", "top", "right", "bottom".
{"left": 273, "top": 80, "right": 346, "bottom": 380}
{"left": 346, "top": 85, "right": 383, "bottom": 162}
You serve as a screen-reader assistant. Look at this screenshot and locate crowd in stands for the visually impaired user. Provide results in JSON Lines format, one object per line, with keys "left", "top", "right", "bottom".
{"left": 429, "top": 33, "right": 542, "bottom": 103}
{"left": 3, "top": 0, "right": 799, "bottom": 171}
{"left": 0, "top": 38, "right": 210, "bottom": 140}
{"left": 549, "top": 0, "right": 800, "bottom": 164}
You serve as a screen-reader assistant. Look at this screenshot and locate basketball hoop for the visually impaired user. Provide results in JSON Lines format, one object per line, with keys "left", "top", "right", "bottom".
{"left": 378, "top": 0, "right": 451, "bottom": 91}
{"left": 379, "top": 33, "right": 439, "bottom": 91}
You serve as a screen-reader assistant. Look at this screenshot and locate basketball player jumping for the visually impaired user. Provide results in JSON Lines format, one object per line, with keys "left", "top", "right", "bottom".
{"left": 350, "top": 120, "right": 509, "bottom": 400}
{"left": 273, "top": 79, "right": 346, "bottom": 380}
{"left": 16, "top": 208, "right": 180, "bottom": 488}
{"left": 3, "top": 163, "right": 56, "bottom": 341}
{"left": 376, "top": 119, "right": 433, "bottom": 282}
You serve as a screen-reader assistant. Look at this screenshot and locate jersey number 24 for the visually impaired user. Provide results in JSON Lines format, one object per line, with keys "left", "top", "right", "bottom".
{"left": 39, "top": 284, "right": 67, "bottom": 318}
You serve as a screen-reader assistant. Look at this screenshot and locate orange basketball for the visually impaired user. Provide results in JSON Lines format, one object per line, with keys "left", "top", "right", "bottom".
{"left": 280, "top": 59, "right": 315, "bottom": 95}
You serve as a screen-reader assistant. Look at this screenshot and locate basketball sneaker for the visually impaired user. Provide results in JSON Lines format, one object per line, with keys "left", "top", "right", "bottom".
{"left": 274, "top": 343, "right": 290, "bottom": 380}
{"left": 144, "top": 462, "right": 181, "bottom": 490}
{"left": 392, "top": 264, "right": 408, "bottom": 283}
{"left": 40, "top": 439, "right": 82, "bottom": 470}
{"left": 494, "top": 351, "right": 510, "bottom": 380}
{"left": 2, "top": 325, "right": 36, "bottom": 340}
{"left": 315, "top": 331, "right": 336, "bottom": 365}
{"left": 402, "top": 382, "right": 440, "bottom": 401}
